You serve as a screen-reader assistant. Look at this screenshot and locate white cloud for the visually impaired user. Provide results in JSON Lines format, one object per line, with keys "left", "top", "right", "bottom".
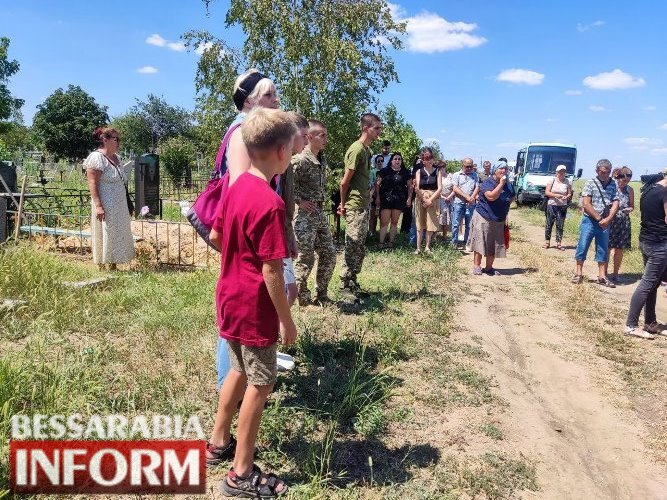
{"left": 195, "top": 42, "right": 215, "bottom": 55}
{"left": 577, "top": 20, "right": 605, "bottom": 32}
{"left": 146, "top": 33, "right": 185, "bottom": 52}
{"left": 137, "top": 66, "right": 158, "bottom": 74}
{"left": 450, "top": 141, "right": 475, "bottom": 147}
{"left": 651, "top": 148, "right": 667, "bottom": 154}
{"left": 146, "top": 33, "right": 166, "bottom": 47}
{"left": 624, "top": 137, "right": 663, "bottom": 150}
{"left": 644, "top": 105, "right": 657, "bottom": 111}
{"left": 167, "top": 41, "right": 186, "bottom": 52}
{"left": 496, "top": 69, "right": 544, "bottom": 86}
{"left": 589, "top": 105, "right": 606, "bottom": 112}
{"left": 565, "top": 90, "right": 583, "bottom": 95}
{"left": 660, "top": 123, "right": 667, "bottom": 130}
{"left": 423, "top": 137, "right": 440, "bottom": 144}
{"left": 583, "top": 69, "right": 645, "bottom": 90}
{"left": 440, "top": 129, "right": 448, "bottom": 134}
{"left": 388, "top": 4, "right": 486, "bottom": 53}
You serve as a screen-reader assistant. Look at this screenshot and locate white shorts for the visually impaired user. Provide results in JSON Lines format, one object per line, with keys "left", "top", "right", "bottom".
{"left": 283, "top": 258, "right": 296, "bottom": 291}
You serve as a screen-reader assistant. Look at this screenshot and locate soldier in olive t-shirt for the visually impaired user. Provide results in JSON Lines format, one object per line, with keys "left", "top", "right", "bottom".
{"left": 338, "top": 113, "right": 383, "bottom": 297}
{"left": 344, "top": 140, "right": 371, "bottom": 209}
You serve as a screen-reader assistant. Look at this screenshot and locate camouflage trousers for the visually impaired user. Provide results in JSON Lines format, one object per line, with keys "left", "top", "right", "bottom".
{"left": 293, "top": 208, "right": 337, "bottom": 298}
{"left": 340, "top": 208, "right": 369, "bottom": 282}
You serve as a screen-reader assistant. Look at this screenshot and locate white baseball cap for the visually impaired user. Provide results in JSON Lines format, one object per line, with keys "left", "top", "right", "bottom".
{"left": 556, "top": 165, "right": 567, "bottom": 172}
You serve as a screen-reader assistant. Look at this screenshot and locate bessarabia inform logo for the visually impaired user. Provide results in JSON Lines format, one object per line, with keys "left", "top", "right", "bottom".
{"left": 9, "top": 414, "right": 206, "bottom": 494}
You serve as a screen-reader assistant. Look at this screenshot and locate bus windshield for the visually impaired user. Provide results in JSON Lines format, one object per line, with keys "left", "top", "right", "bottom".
{"left": 526, "top": 146, "right": 576, "bottom": 175}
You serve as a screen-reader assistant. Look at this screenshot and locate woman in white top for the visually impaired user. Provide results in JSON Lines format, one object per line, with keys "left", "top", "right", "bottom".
{"left": 543, "top": 165, "right": 572, "bottom": 250}
{"left": 438, "top": 161, "right": 455, "bottom": 239}
{"left": 84, "top": 127, "right": 134, "bottom": 269}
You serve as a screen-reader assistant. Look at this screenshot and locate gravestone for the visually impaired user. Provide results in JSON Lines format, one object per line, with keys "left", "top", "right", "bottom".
{"left": 134, "top": 154, "right": 160, "bottom": 218}
{"left": 0, "top": 161, "right": 17, "bottom": 193}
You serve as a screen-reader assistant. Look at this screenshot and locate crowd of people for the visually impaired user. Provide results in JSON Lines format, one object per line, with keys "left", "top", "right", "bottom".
{"left": 80, "top": 68, "right": 667, "bottom": 497}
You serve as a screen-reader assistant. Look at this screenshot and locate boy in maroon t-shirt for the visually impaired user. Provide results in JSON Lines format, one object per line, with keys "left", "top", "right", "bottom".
{"left": 208, "top": 108, "right": 297, "bottom": 498}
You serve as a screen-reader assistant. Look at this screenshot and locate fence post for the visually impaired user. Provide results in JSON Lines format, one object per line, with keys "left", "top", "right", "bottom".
{"left": 0, "top": 197, "right": 6, "bottom": 243}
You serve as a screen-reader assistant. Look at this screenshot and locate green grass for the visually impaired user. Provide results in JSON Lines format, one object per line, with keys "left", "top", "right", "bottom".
{"left": 0, "top": 240, "right": 538, "bottom": 498}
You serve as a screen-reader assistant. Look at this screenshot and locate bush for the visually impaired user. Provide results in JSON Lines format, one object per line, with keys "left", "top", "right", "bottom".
{"left": 160, "top": 136, "right": 196, "bottom": 185}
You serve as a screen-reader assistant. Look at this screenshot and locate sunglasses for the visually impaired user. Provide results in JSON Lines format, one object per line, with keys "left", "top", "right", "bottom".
{"left": 617, "top": 174, "right": 632, "bottom": 179}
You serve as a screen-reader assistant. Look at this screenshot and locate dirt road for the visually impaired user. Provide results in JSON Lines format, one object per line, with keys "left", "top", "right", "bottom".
{"left": 453, "top": 208, "right": 667, "bottom": 499}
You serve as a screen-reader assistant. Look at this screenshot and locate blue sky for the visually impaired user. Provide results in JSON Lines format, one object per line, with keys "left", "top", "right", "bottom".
{"left": 2, "top": 0, "right": 666, "bottom": 175}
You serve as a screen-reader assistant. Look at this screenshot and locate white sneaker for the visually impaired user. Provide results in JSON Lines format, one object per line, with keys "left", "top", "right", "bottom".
{"left": 624, "top": 326, "right": 656, "bottom": 340}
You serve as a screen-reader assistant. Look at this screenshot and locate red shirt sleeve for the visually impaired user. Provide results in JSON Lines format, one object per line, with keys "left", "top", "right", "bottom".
{"left": 247, "top": 206, "right": 288, "bottom": 261}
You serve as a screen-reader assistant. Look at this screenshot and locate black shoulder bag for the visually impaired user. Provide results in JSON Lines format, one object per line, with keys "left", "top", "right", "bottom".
{"left": 593, "top": 179, "right": 611, "bottom": 219}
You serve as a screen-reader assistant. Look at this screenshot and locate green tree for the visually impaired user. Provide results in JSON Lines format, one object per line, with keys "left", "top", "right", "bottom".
{"left": 378, "top": 104, "right": 421, "bottom": 165}
{"left": 32, "top": 85, "right": 109, "bottom": 161}
{"left": 188, "top": 0, "right": 405, "bottom": 168}
{"left": 160, "top": 136, "right": 196, "bottom": 184}
{"left": 183, "top": 30, "right": 243, "bottom": 165}
{"left": 111, "top": 111, "right": 152, "bottom": 154}
{"left": 131, "top": 94, "right": 194, "bottom": 152}
{"left": 0, "top": 37, "right": 24, "bottom": 133}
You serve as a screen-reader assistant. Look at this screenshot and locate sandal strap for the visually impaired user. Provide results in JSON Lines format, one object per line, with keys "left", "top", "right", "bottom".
{"left": 225, "top": 465, "right": 286, "bottom": 497}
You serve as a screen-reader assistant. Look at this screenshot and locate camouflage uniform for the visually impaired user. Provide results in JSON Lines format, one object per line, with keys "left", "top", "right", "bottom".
{"left": 340, "top": 140, "right": 371, "bottom": 292}
{"left": 340, "top": 208, "right": 369, "bottom": 286}
{"left": 292, "top": 146, "right": 337, "bottom": 303}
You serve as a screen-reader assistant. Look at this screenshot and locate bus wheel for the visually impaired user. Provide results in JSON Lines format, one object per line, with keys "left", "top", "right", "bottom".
{"left": 516, "top": 190, "right": 524, "bottom": 206}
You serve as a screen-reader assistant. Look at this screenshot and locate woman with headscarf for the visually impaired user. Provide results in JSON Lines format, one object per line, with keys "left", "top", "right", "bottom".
{"left": 470, "top": 161, "right": 514, "bottom": 275}
{"left": 608, "top": 166, "right": 634, "bottom": 282}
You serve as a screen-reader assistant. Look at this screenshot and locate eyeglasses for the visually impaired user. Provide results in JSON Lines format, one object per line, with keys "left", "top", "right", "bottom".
{"left": 464, "top": 165, "right": 474, "bottom": 169}
{"left": 617, "top": 174, "right": 632, "bottom": 179}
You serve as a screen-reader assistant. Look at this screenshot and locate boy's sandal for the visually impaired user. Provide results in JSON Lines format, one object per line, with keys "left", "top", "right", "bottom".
{"left": 571, "top": 274, "right": 583, "bottom": 284}
{"left": 206, "top": 437, "right": 237, "bottom": 467}
{"left": 542, "top": 242, "right": 550, "bottom": 249}
{"left": 472, "top": 266, "right": 483, "bottom": 276}
{"left": 555, "top": 243, "right": 565, "bottom": 251}
{"left": 482, "top": 267, "right": 501, "bottom": 276}
{"left": 220, "top": 465, "right": 288, "bottom": 499}
{"left": 595, "top": 277, "right": 616, "bottom": 288}
{"left": 624, "top": 327, "right": 656, "bottom": 340}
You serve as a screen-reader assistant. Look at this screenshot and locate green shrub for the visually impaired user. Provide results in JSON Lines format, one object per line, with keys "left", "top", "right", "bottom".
{"left": 159, "top": 136, "right": 196, "bottom": 184}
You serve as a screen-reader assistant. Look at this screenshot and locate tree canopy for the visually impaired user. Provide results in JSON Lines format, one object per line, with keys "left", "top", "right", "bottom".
{"left": 0, "top": 37, "right": 24, "bottom": 133}
{"left": 378, "top": 104, "right": 422, "bottom": 166}
{"left": 32, "top": 85, "right": 109, "bottom": 161}
{"left": 130, "top": 94, "right": 194, "bottom": 152}
{"left": 188, "top": 0, "right": 405, "bottom": 167}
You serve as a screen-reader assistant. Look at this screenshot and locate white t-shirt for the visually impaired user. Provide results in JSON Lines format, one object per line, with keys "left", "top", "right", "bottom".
{"left": 547, "top": 178, "right": 570, "bottom": 206}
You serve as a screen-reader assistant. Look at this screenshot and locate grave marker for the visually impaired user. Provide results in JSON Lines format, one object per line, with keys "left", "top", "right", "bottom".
{"left": 134, "top": 154, "right": 160, "bottom": 217}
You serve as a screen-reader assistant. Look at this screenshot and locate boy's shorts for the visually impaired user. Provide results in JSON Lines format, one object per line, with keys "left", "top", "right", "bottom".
{"left": 227, "top": 340, "right": 277, "bottom": 386}
{"left": 283, "top": 258, "right": 296, "bottom": 290}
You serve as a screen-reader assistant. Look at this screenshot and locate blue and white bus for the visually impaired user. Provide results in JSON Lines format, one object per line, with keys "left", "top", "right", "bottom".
{"left": 514, "top": 143, "right": 582, "bottom": 205}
